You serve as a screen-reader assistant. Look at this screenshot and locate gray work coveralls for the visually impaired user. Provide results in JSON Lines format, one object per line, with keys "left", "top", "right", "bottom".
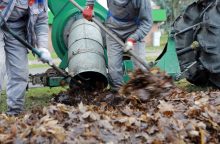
{"left": 87, "top": 0, "right": 153, "bottom": 89}
{"left": 0, "top": 0, "right": 48, "bottom": 115}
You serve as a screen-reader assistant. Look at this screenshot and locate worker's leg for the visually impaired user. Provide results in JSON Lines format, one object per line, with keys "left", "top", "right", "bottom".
{"left": 4, "top": 28, "right": 29, "bottom": 115}
{"left": 132, "top": 40, "right": 147, "bottom": 70}
{"left": 106, "top": 35, "right": 124, "bottom": 90}
{"left": 210, "top": 73, "right": 220, "bottom": 88}
{"left": 0, "top": 29, "right": 6, "bottom": 95}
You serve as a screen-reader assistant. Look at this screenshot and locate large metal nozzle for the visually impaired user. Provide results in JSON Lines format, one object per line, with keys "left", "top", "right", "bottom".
{"left": 68, "top": 19, "right": 108, "bottom": 89}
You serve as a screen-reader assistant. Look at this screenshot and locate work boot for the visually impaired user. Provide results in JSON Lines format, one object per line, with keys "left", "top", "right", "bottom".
{"left": 5, "top": 112, "right": 19, "bottom": 117}
{"left": 209, "top": 73, "right": 220, "bottom": 89}
{"left": 5, "top": 108, "right": 23, "bottom": 117}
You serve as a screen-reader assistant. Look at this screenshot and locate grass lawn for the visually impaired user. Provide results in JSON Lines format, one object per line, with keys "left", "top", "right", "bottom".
{"left": 146, "top": 56, "right": 158, "bottom": 62}
{"left": 0, "top": 87, "right": 67, "bottom": 113}
{"left": 175, "top": 79, "right": 212, "bottom": 92}
{"left": 29, "top": 64, "right": 49, "bottom": 69}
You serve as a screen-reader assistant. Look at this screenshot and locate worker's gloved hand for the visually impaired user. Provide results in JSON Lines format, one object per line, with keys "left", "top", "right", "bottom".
{"left": 124, "top": 38, "right": 136, "bottom": 52}
{"left": 83, "top": 5, "right": 94, "bottom": 21}
{"left": 38, "top": 48, "right": 53, "bottom": 65}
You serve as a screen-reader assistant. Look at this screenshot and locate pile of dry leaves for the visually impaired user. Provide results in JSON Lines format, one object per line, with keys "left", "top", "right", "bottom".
{"left": 0, "top": 69, "right": 219, "bottom": 143}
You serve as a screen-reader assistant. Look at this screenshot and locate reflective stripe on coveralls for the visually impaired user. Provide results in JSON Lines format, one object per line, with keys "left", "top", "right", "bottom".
{"left": 0, "top": 29, "right": 6, "bottom": 94}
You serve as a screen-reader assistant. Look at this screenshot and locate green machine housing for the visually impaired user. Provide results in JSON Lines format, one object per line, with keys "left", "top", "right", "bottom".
{"left": 33, "top": 0, "right": 181, "bottom": 87}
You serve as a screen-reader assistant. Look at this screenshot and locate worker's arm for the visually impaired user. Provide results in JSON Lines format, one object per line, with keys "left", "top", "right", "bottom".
{"left": 129, "top": 0, "right": 153, "bottom": 41}
{"left": 35, "top": 7, "right": 49, "bottom": 49}
{"left": 34, "top": 4, "right": 52, "bottom": 64}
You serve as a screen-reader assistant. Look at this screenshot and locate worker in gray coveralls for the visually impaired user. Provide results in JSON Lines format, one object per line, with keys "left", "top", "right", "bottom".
{"left": 83, "top": 0, "right": 153, "bottom": 91}
{"left": 0, "top": 0, "right": 52, "bottom": 116}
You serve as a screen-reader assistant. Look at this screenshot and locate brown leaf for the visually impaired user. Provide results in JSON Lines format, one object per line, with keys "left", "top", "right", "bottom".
{"left": 78, "top": 102, "right": 87, "bottom": 113}
{"left": 98, "top": 120, "right": 113, "bottom": 130}
{"left": 121, "top": 106, "right": 133, "bottom": 116}
{"left": 10, "top": 124, "right": 17, "bottom": 137}
{"left": 158, "top": 100, "right": 174, "bottom": 116}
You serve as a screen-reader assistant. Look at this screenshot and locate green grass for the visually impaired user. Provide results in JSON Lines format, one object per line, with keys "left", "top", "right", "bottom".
{"left": 29, "top": 64, "right": 49, "bottom": 69}
{"left": 146, "top": 34, "right": 168, "bottom": 62}
{"left": 146, "top": 56, "right": 158, "bottom": 62}
{"left": 160, "top": 34, "right": 169, "bottom": 46}
{"left": 175, "top": 79, "right": 212, "bottom": 92}
{"left": 0, "top": 87, "right": 67, "bottom": 113}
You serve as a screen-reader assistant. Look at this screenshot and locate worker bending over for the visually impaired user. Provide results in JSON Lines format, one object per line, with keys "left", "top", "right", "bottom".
{"left": 0, "top": 0, "right": 52, "bottom": 116}
{"left": 83, "top": 0, "right": 153, "bottom": 91}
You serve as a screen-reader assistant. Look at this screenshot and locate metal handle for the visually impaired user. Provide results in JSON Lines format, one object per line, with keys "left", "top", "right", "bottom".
{"left": 69, "top": 0, "right": 150, "bottom": 71}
